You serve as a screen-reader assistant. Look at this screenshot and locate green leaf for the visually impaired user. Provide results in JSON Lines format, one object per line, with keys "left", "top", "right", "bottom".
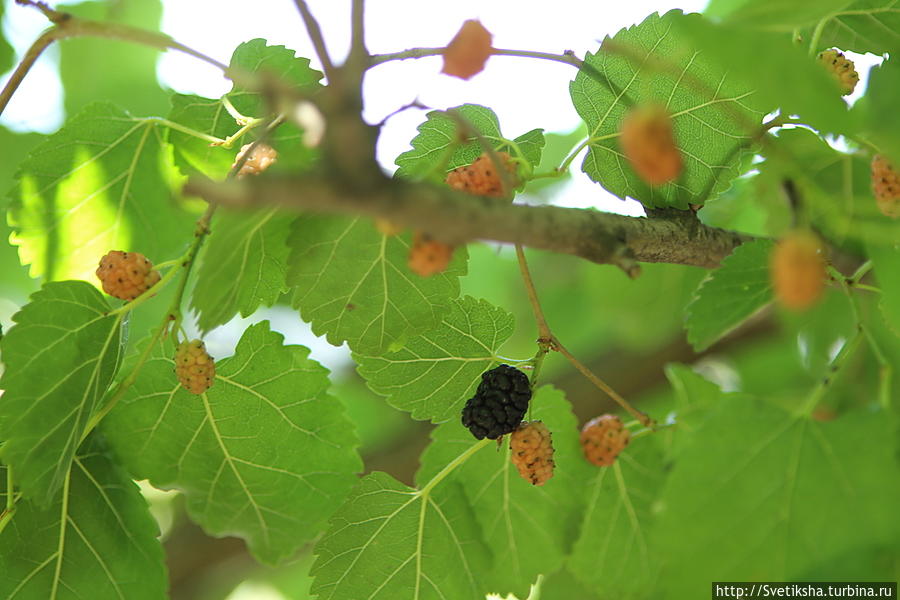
{"left": 102, "top": 321, "right": 361, "bottom": 565}
{"left": 685, "top": 239, "right": 775, "bottom": 351}
{"left": 7, "top": 102, "right": 193, "bottom": 282}
{"left": 353, "top": 296, "right": 514, "bottom": 423}
{"left": 0, "top": 3, "right": 13, "bottom": 75}
{"left": 567, "top": 434, "right": 666, "bottom": 599}
{"left": 674, "top": 14, "right": 854, "bottom": 135}
{"left": 655, "top": 399, "right": 900, "bottom": 598}
{"left": 310, "top": 472, "right": 490, "bottom": 600}
{"left": 417, "top": 387, "right": 593, "bottom": 598}
{"left": 0, "top": 438, "right": 167, "bottom": 599}
{"left": 287, "top": 215, "right": 467, "bottom": 355}
{"left": 862, "top": 59, "right": 900, "bottom": 167}
{"left": 191, "top": 207, "right": 293, "bottom": 331}
{"left": 757, "top": 128, "right": 890, "bottom": 248}
{"left": 705, "top": 0, "right": 854, "bottom": 30}
{"left": 868, "top": 239, "right": 900, "bottom": 336}
{"left": 395, "top": 104, "right": 544, "bottom": 183}
{"left": 58, "top": 1, "right": 168, "bottom": 117}
{"left": 0, "top": 281, "right": 122, "bottom": 503}
{"left": 570, "top": 11, "right": 765, "bottom": 209}
{"left": 168, "top": 39, "right": 321, "bottom": 179}
{"left": 801, "top": 0, "right": 900, "bottom": 54}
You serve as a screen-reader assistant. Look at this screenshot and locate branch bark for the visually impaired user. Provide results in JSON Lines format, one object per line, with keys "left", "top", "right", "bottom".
{"left": 184, "top": 174, "right": 750, "bottom": 273}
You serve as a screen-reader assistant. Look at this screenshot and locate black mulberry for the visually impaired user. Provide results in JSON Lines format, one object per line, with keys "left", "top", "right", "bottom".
{"left": 461, "top": 364, "right": 531, "bottom": 440}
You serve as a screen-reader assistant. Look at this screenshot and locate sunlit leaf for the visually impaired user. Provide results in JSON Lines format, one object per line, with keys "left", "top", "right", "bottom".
{"left": 310, "top": 472, "right": 490, "bottom": 600}
{"left": 801, "top": 0, "right": 900, "bottom": 54}
{"left": 395, "top": 103, "right": 544, "bottom": 183}
{"left": 0, "top": 438, "right": 166, "bottom": 599}
{"left": 674, "top": 14, "right": 853, "bottom": 135}
{"left": 570, "top": 11, "right": 766, "bottom": 209}
{"left": 287, "top": 215, "right": 467, "bottom": 355}
{"left": 705, "top": 0, "right": 854, "bottom": 30}
{"left": 354, "top": 296, "right": 514, "bottom": 423}
{"left": 167, "top": 39, "right": 321, "bottom": 179}
{"left": 0, "top": 281, "right": 122, "bottom": 503}
{"left": 102, "top": 321, "right": 361, "bottom": 565}
{"left": 58, "top": 0, "right": 168, "bottom": 117}
{"left": 191, "top": 207, "right": 293, "bottom": 331}
{"left": 7, "top": 102, "right": 192, "bottom": 282}
{"left": 685, "top": 239, "right": 775, "bottom": 351}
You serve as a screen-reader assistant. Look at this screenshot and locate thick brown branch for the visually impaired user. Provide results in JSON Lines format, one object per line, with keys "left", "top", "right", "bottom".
{"left": 184, "top": 174, "right": 749, "bottom": 272}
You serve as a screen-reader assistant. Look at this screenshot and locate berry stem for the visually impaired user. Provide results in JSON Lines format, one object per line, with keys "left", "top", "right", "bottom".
{"left": 104, "top": 258, "right": 184, "bottom": 317}
{"left": 418, "top": 438, "right": 491, "bottom": 496}
{"left": 79, "top": 321, "right": 168, "bottom": 444}
{"left": 221, "top": 96, "right": 250, "bottom": 125}
{"left": 798, "top": 331, "right": 863, "bottom": 417}
{"left": 514, "top": 244, "right": 553, "bottom": 342}
{"left": 807, "top": 17, "right": 829, "bottom": 56}
{"left": 552, "top": 337, "right": 654, "bottom": 428}
{"left": 1, "top": 4, "right": 231, "bottom": 119}
{"left": 137, "top": 117, "right": 226, "bottom": 145}
{"left": 368, "top": 46, "right": 584, "bottom": 69}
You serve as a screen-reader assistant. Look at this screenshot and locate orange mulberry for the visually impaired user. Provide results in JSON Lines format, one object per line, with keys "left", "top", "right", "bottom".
{"left": 175, "top": 339, "right": 216, "bottom": 395}
{"left": 408, "top": 231, "right": 454, "bottom": 277}
{"left": 96, "top": 250, "right": 160, "bottom": 301}
{"left": 509, "top": 421, "right": 555, "bottom": 486}
{"left": 580, "top": 415, "right": 630, "bottom": 467}
{"left": 817, "top": 49, "right": 859, "bottom": 95}
{"left": 445, "top": 151, "right": 518, "bottom": 198}
{"left": 233, "top": 142, "right": 277, "bottom": 177}
{"left": 619, "top": 104, "right": 682, "bottom": 185}
{"left": 442, "top": 20, "right": 493, "bottom": 80}
{"left": 871, "top": 154, "right": 900, "bottom": 218}
{"left": 770, "top": 231, "right": 826, "bottom": 311}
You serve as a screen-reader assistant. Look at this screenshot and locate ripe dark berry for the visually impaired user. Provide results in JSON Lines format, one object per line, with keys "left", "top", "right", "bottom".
{"left": 580, "top": 414, "right": 630, "bottom": 467}
{"left": 96, "top": 250, "right": 160, "bottom": 301}
{"left": 510, "top": 421, "right": 555, "bottom": 486}
{"left": 461, "top": 364, "right": 531, "bottom": 440}
{"left": 175, "top": 339, "right": 216, "bottom": 395}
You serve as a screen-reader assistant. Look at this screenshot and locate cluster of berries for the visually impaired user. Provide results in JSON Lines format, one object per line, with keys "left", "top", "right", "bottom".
{"left": 96, "top": 251, "right": 215, "bottom": 395}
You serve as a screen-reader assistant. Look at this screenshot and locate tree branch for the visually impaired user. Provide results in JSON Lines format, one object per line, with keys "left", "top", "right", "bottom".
{"left": 183, "top": 174, "right": 750, "bottom": 273}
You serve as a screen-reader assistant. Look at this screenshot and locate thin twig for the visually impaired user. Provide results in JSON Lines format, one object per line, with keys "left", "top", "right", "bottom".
{"left": 369, "top": 46, "right": 583, "bottom": 69}
{"left": 1, "top": 8, "right": 230, "bottom": 118}
{"left": 515, "top": 245, "right": 553, "bottom": 342}
{"left": 552, "top": 337, "right": 654, "bottom": 427}
{"left": 292, "top": 0, "right": 336, "bottom": 79}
